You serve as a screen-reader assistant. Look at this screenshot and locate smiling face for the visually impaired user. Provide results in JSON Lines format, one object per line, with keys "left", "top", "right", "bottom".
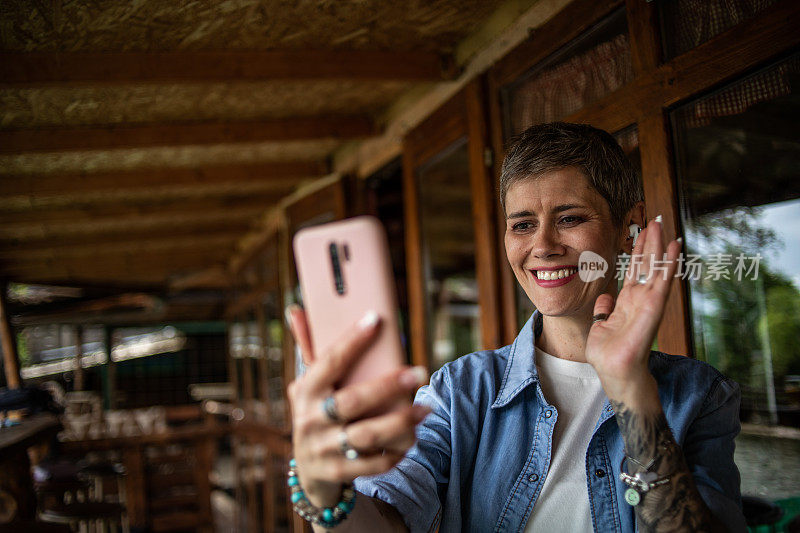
{"left": 504, "top": 167, "right": 628, "bottom": 318}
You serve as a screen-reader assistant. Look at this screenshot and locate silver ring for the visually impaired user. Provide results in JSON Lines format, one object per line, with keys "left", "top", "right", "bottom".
{"left": 338, "top": 430, "right": 359, "bottom": 460}
{"left": 637, "top": 274, "right": 648, "bottom": 285}
{"left": 321, "top": 396, "right": 343, "bottom": 423}
{"left": 592, "top": 313, "right": 609, "bottom": 324}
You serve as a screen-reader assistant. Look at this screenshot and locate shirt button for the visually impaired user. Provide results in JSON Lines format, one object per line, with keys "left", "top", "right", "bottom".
{"left": 594, "top": 469, "right": 606, "bottom": 478}
{"left": 544, "top": 410, "right": 553, "bottom": 419}
{"left": 528, "top": 474, "right": 539, "bottom": 483}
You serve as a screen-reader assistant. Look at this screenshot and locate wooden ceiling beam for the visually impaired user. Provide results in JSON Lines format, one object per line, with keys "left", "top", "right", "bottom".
{"left": 5, "top": 271, "right": 200, "bottom": 290}
{"left": 0, "top": 194, "right": 281, "bottom": 226}
{"left": 9, "top": 293, "right": 162, "bottom": 325}
{"left": 0, "top": 209, "right": 263, "bottom": 241}
{"left": 0, "top": 269, "right": 226, "bottom": 291}
{"left": 0, "top": 50, "right": 456, "bottom": 86}
{"left": 0, "top": 248, "right": 233, "bottom": 278}
{"left": 0, "top": 116, "right": 377, "bottom": 153}
{"left": 0, "top": 181, "right": 299, "bottom": 213}
{"left": 0, "top": 231, "right": 243, "bottom": 260}
{"left": 169, "top": 266, "right": 233, "bottom": 292}
{"left": 0, "top": 161, "right": 328, "bottom": 198}
{"left": 1, "top": 219, "right": 251, "bottom": 250}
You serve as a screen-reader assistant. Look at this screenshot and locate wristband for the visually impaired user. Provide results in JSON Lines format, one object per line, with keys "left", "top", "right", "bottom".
{"left": 287, "top": 458, "right": 356, "bottom": 528}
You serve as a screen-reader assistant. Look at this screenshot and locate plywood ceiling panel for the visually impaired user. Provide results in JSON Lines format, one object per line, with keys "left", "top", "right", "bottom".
{"left": 0, "top": 139, "right": 341, "bottom": 175}
{"left": 0, "top": 80, "right": 417, "bottom": 128}
{"left": 1, "top": 0, "right": 503, "bottom": 53}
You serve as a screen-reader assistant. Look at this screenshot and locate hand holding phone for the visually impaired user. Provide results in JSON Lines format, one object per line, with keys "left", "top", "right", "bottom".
{"left": 287, "top": 218, "right": 430, "bottom": 509}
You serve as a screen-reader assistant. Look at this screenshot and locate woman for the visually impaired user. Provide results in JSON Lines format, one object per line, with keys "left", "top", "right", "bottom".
{"left": 286, "top": 123, "right": 744, "bottom": 532}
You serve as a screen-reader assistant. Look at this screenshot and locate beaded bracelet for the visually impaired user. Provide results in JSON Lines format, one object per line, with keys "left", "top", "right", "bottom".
{"left": 287, "top": 458, "right": 356, "bottom": 528}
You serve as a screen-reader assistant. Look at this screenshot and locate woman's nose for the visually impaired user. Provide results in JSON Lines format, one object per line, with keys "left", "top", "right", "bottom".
{"left": 531, "top": 226, "right": 565, "bottom": 259}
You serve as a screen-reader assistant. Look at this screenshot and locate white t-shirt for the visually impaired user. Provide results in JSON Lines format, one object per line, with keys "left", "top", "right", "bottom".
{"left": 524, "top": 346, "right": 607, "bottom": 532}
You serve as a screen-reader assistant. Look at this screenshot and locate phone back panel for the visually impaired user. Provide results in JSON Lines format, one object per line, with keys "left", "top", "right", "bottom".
{"left": 293, "top": 216, "right": 404, "bottom": 387}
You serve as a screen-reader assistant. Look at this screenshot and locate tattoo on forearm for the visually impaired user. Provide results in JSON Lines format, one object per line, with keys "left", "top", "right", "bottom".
{"left": 612, "top": 401, "right": 719, "bottom": 533}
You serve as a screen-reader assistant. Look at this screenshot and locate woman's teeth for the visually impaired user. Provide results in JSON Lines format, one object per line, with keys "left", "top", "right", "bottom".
{"left": 535, "top": 268, "right": 577, "bottom": 280}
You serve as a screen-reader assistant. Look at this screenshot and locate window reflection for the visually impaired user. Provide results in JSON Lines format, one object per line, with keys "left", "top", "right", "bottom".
{"left": 261, "top": 290, "right": 286, "bottom": 427}
{"left": 417, "top": 139, "right": 481, "bottom": 370}
{"left": 502, "top": 8, "right": 632, "bottom": 138}
{"left": 672, "top": 54, "right": 800, "bottom": 500}
{"left": 660, "top": 0, "right": 779, "bottom": 60}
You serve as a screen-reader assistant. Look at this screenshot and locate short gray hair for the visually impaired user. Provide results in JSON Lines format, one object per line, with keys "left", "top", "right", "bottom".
{"left": 499, "top": 122, "right": 642, "bottom": 227}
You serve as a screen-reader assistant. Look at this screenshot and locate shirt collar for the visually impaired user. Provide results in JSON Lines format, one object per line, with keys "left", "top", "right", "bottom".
{"left": 491, "top": 310, "right": 543, "bottom": 409}
{"left": 491, "top": 310, "right": 617, "bottom": 421}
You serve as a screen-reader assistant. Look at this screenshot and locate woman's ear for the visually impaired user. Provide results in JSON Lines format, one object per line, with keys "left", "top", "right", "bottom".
{"left": 620, "top": 201, "right": 646, "bottom": 254}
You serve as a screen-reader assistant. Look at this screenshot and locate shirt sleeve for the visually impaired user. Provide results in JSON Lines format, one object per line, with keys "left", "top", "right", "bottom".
{"left": 682, "top": 376, "right": 747, "bottom": 533}
{"left": 354, "top": 366, "right": 453, "bottom": 533}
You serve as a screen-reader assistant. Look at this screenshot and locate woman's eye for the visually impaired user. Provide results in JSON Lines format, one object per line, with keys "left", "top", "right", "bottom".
{"left": 512, "top": 221, "right": 534, "bottom": 232}
{"left": 559, "top": 215, "right": 584, "bottom": 225}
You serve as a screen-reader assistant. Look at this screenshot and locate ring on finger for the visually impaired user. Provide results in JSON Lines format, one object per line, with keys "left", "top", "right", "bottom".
{"left": 592, "top": 313, "right": 609, "bottom": 324}
{"left": 338, "top": 429, "right": 359, "bottom": 460}
{"left": 637, "top": 274, "right": 649, "bottom": 285}
{"left": 321, "top": 395, "right": 344, "bottom": 423}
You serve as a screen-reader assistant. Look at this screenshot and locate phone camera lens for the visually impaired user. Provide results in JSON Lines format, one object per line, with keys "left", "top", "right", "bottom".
{"left": 329, "top": 242, "right": 346, "bottom": 295}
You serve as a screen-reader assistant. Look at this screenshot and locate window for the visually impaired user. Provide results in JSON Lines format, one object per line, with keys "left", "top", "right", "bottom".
{"left": 417, "top": 139, "right": 481, "bottom": 370}
{"left": 660, "top": 0, "right": 779, "bottom": 59}
{"left": 501, "top": 8, "right": 633, "bottom": 138}
{"left": 672, "top": 53, "right": 800, "bottom": 499}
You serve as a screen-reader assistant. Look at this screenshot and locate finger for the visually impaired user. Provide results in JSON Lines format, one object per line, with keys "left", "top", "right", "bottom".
{"left": 653, "top": 238, "right": 682, "bottom": 297}
{"left": 641, "top": 216, "right": 664, "bottom": 280}
{"left": 623, "top": 224, "right": 650, "bottom": 287}
{"left": 591, "top": 293, "right": 615, "bottom": 326}
{"left": 334, "top": 366, "right": 428, "bottom": 422}
{"left": 303, "top": 311, "right": 382, "bottom": 393}
{"left": 321, "top": 450, "right": 409, "bottom": 483}
{"left": 345, "top": 404, "right": 431, "bottom": 454}
{"left": 286, "top": 305, "right": 315, "bottom": 365}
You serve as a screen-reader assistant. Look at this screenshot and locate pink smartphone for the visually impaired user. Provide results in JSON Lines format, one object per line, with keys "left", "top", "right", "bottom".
{"left": 293, "top": 216, "right": 405, "bottom": 388}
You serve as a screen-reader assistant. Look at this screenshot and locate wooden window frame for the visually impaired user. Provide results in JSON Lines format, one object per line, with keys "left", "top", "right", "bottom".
{"left": 488, "top": 0, "right": 800, "bottom": 355}
{"left": 403, "top": 79, "right": 502, "bottom": 370}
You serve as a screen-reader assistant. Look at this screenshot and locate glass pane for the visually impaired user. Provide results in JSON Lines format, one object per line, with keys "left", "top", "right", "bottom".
{"left": 502, "top": 7, "right": 633, "bottom": 138}
{"left": 229, "top": 322, "right": 246, "bottom": 401}
{"left": 660, "top": 0, "right": 779, "bottom": 60}
{"left": 261, "top": 290, "right": 286, "bottom": 427}
{"left": 417, "top": 139, "right": 481, "bottom": 371}
{"left": 672, "top": 54, "right": 800, "bottom": 502}
{"left": 614, "top": 124, "right": 641, "bottom": 178}
{"left": 365, "top": 158, "right": 411, "bottom": 359}
{"left": 245, "top": 317, "right": 261, "bottom": 401}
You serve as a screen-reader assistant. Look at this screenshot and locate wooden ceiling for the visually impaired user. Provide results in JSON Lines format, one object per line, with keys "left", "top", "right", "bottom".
{"left": 0, "top": 0, "right": 509, "bottom": 292}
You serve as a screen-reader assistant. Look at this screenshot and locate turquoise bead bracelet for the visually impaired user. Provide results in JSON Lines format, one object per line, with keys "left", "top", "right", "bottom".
{"left": 287, "top": 458, "right": 357, "bottom": 528}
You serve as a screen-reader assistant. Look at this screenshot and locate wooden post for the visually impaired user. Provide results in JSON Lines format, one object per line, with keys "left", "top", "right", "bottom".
{"left": 195, "top": 437, "right": 215, "bottom": 532}
{"left": 0, "top": 282, "right": 22, "bottom": 389}
{"left": 121, "top": 446, "right": 146, "bottom": 530}
{"left": 465, "top": 79, "right": 503, "bottom": 351}
{"left": 102, "top": 326, "right": 116, "bottom": 409}
{"left": 73, "top": 325, "right": 85, "bottom": 391}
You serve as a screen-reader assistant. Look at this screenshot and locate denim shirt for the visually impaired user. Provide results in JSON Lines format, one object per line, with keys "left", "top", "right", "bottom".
{"left": 355, "top": 311, "right": 745, "bottom": 532}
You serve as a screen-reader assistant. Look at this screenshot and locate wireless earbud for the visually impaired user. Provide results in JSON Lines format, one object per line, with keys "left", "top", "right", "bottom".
{"left": 628, "top": 223, "right": 642, "bottom": 247}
